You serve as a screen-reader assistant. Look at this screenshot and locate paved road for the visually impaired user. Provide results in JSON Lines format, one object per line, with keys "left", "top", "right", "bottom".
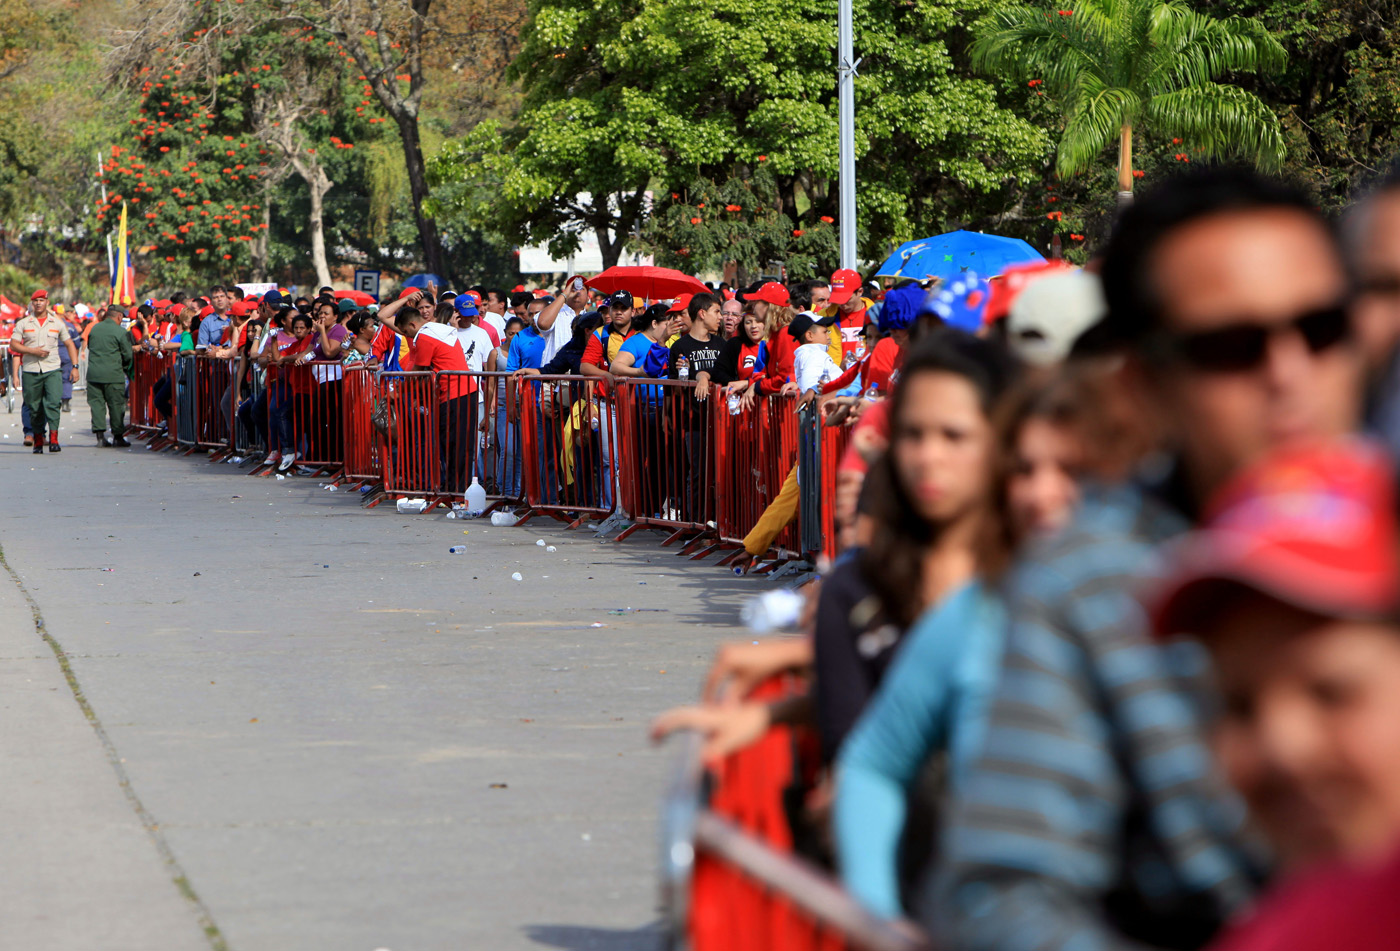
{"left": 0, "top": 408, "right": 754, "bottom": 951}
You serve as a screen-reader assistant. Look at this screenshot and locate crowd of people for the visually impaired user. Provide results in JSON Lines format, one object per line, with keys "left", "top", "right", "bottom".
{"left": 652, "top": 164, "right": 1400, "bottom": 950}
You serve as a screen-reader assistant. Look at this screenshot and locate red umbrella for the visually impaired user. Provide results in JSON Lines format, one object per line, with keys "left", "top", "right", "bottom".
{"left": 584, "top": 266, "right": 708, "bottom": 300}
{"left": 335, "top": 289, "right": 376, "bottom": 306}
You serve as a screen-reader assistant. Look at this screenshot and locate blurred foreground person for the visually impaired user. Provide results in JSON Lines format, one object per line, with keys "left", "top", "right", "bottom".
{"left": 1152, "top": 441, "right": 1400, "bottom": 951}
{"left": 936, "top": 167, "right": 1363, "bottom": 950}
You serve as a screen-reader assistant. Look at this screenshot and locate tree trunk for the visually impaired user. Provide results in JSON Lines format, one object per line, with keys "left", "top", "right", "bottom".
{"left": 308, "top": 170, "right": 333, "bottom": 289}
{"left": 1117, "top": 124, "right": 1135, "bottom": 210}
{"left": 252, "top": 185, "right": 272, "bottom": 282}
{"left": 394, "top": 113, "right": 446, "bottom": 280}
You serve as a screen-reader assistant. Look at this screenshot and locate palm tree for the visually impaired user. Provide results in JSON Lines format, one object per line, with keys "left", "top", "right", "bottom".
{"left": 971, "top": 0, "right": 1287, "bottom": 202}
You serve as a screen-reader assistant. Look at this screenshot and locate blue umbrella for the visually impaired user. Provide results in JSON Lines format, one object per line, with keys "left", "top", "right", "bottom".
{"left": 402, "top": 273, "right": 443, "bottom": 290}
{"left": 875, "top": 230, "right": 1044, "bottom": 282}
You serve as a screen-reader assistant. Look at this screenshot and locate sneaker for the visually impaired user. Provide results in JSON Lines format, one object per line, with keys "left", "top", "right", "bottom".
{"left": 47, "top": 441, "right": 61, "bottom": 453}
{"left": 277, "top": 451, "right": 297, "bottom": 472}
{"left": 61, "top": 398, "right": 71, "bottom": 413}
{"left": 23, "top": 434, "right": 32, "bottom": 446}
{"left": 263, "top": 450, "right": 281, "bottom": 467}
{"left": 32, "top": 441, "right": 43, "bottom": 454}
{"left": 95, "top": 432, "right": 112, "bottom": 448}
{"left": 112, "top": 436, "right": 131, "bottom": 448}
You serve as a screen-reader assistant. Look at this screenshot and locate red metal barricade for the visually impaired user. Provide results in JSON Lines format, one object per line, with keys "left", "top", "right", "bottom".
{"left": 192, "top": 354, "right": 235, "bottom": 454}
{"left": 341, "top": 364, "right": 382, "bottom": 488}
{"left": 128, "top": 349, "right": 173, "bottom": 434}
{"left": 378, "top": 370, "right": 453, "bottom": 509}
{"left": 515, "top": 373, "right": 615, "bottom": 527}
{"left": 817, "top": 416, "right": 853, "bottom": 564}
{"left": 275, "top": 359, "right": 347, "bottom": 475}
{"left": 476, "top": 370, "right": 521, "bottom": 503}
{"left": 612, "top": 377, "right": 714, "bottom": 545}
{"left": 662, "top": 678, "right": 930, "bottom": 951}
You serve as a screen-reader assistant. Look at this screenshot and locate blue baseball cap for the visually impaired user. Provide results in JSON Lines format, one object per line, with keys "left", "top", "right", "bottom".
{"left": 263, "top": 289, "right": 286, "bottom": 307}
{"left": 454, "top": 293, "right": 480, "bottom": 318}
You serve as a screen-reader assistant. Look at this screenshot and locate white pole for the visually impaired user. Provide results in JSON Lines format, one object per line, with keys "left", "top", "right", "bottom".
{"left": 837, "top": 0, "right": 859, "bottom": 271}
{"left": 97, "top": 150, "right": 114, "bottom": 279}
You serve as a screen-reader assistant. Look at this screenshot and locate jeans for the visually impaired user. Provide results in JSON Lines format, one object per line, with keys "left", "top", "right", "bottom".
{"left": 494, "top": 405, "right": 518, "bottom": 497}
{"left": 267, "top": 380, "right": 294, "bottom": 453}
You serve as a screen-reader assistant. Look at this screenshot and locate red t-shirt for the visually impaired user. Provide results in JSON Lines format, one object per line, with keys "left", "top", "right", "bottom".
{"left": 410, "top": 322, "right": 471, "bottom": 401}
{"left": 277, "top": 332, "right": 316, "bottom": 393}
{"left": 838, "top": 399, "right": 889, "bottom": 476}
{"left": 833, "top": 305, "right": 867, "bottom": 362}
{"left": 1210, "top": 844, "right": 1400, "bottom": 951}
{"left": 371, "top": 322, "right": 414, "bottom": 370}
{"left": 758, "top": 330, "right": 798, "bottom": 395}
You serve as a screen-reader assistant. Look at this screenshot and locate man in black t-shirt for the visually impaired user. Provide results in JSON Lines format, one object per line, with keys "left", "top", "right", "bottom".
{"left": 668, "top": 292, "right": 723, "bottom": 520}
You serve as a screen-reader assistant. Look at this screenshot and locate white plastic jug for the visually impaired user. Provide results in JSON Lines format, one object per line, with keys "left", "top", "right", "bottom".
{"left": 465, "top": 477, "right": 487, "bottom": 516}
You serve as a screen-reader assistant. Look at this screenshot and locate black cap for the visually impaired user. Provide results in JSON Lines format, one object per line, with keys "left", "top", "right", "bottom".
{"left": 607, "top": 290, "right": 635, "bottom": 310}
{"left": 787, "top": 310, "right": 835, "bottom": 341}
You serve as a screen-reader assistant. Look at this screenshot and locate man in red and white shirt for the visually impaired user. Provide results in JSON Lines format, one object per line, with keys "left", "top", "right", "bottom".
{"left": 379, "top": 293, "right": 476, "bottom": 494}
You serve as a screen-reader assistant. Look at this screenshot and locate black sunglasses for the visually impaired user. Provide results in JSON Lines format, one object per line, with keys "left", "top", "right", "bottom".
{"left": 1153, "top": 304, "right": 1352, "bottom": 373}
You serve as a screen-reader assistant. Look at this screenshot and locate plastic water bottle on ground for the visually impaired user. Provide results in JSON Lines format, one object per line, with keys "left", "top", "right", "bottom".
{"left": 397, "top": 498, "right": 428, "bottom": 514}
{"left": 448, "top": 545, "right": 467, "bottom": 554}
{"left": 491, "top": 511, "right": 519, "bottom": 527}
{"left": 741, "top": 589, "right": 806, "bottom": 634}
{"left": 465, "top": 477, "right": 487, "bottom": 516}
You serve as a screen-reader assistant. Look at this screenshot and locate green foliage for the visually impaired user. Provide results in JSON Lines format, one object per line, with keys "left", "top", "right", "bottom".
{"left": 430, "top": 0, "right": 1049, "bottom": 271}
{"left": 971, "top": 0, "right": 1286, "bottom": 183}
{"left": 1204, "top": 0, "right": 1400, "bottom": 210}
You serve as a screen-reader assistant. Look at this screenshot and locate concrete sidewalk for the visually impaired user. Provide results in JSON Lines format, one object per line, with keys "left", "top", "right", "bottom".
{"left": 0, "top": 408, "right": 755, "bottom": 951}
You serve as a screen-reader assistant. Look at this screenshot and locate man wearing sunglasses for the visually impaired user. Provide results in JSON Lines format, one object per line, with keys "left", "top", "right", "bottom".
{"left": 1344, "top": 166, "right": 1400, "bottom": 461}
{"left": 936, "top": 167, "right": 1362, "bottom": 951}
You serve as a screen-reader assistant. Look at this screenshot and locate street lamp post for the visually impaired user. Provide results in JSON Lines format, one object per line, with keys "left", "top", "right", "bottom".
{"left": 837, "top": 0, "right": 860, "bottom": 271}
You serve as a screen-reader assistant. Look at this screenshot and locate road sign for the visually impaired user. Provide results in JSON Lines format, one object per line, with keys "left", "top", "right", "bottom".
{"left": 354, "top": 269, "right": 381, "bottom": 302}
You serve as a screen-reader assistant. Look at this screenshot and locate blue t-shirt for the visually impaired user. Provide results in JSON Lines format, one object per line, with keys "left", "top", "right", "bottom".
{"left": 505, "top": 325, "right": 546, "bottom": 371}
{"left": 619, "top": 333, "right": 667, "bottom": 402}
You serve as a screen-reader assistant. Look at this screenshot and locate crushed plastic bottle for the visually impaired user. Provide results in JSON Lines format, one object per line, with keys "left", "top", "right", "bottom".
{"left": 490, "top": 511, "right": 519, "bottom": 527}
{"left": 546, "top": 546, "right": 557, "bottom": 553}
{"left": 741, "top": 589, "right": 806, "bottom": 634}
{"left": 448, "top": 545, "right": 467, "bottom": 554}
{"left": 397, "top": 498, "right": 428, "bottom": 514}
{"left": 511, "top": 571, "right": 523, "bottom": 581}
{"left": 535, "top": 539, "right": 546, "bottom": 547}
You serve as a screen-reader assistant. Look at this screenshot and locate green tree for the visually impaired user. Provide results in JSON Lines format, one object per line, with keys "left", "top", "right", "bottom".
{"left": 1203, "top": 0, "right": 1400, "bottom": 210}
{"left": 971, "top": 0, "right": 1286, "bottom": 201}
{"left": 430, "top": 0, "right": 1049, "bottom": 271}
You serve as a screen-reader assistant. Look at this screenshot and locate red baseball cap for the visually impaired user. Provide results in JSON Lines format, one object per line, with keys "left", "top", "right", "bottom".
{"left": 985, "top": 260, "right": 1074, "bottom": 324}
{"left": 30, "top": 289, "right": 47, "bottom": 301}
{"left": 1152, "top": 439, "right": 1400, "bottom": 639}
{"left": 398, "top": 287, "right": 419, "bottom": 300}
{"left": 829, "top": 268, "right": 861, "bottom": 306}
{"left": 745, "top": 281, "right": 790, "bottom": 307}
{"left": 668, "top": 293, "right": 693, "bottom": 314}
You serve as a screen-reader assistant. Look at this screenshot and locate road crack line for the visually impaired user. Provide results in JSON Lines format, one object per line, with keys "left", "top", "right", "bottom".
{"left": 0, "top": 545, "right": 229, "bottom": 951}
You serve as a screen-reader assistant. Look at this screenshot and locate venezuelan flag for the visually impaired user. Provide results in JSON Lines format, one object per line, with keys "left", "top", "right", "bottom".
{"left": 110, "top": 202, "right": 136, "bottom": 306}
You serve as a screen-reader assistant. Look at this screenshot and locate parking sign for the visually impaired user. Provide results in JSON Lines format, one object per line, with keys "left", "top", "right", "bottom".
{"left": 354, "top": 269, "right": 381, "bottom": 302}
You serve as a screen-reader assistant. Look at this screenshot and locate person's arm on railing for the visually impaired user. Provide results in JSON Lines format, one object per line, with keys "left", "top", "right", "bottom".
{"left": 609, "top": 349, "right": 645, "bottom": 378}
{"left": 375, "top": 290, "right": 421, "bottom": 331}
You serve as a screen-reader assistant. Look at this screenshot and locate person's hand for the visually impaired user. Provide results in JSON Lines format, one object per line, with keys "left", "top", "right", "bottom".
{"left": 69, "top": 367, "right": 79, "bottom": 383}
{"left": 693, "top": 373, "right": 710, "bottom": 401}
{"left": 513, "top": 368, "right": 540, "bottom": 379}
{"left": 739, "top": 385, "right": 757, "bottom": 412}
{"left": 780, "top": 381, "right": 800, "bottom": 398}
{"left": 478, "top": 416, "right": 488, "bottom": 434}
{"left": 649, "top": 702, "right": 772, "bottom": 764}
{"left": 726, "top": 379, "right": 750, "bottom": 395}
{"left": 701, "top": 638, "right": 813, "bottom": 703}
{"left": 821, "top": 395, "right": 866, "bottom": 428}
{"left": 33, "top": 347, "right": 50, "bottom": 359}
{"left": 797, "top": 388, "right": 817, "bottom": 411}
{"left": 853, "top": 417, "right": 889, "bottom": 464}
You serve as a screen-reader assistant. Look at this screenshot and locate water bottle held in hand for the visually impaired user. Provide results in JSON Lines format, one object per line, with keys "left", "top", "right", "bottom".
{"left": 677, "top": 355, "right": 689, "bottom": 381}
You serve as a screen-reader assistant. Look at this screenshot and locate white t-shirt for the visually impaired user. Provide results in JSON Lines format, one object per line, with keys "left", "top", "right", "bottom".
{"left": 481, "top": 311, "right": 507, "bottom": 341}
{"left": 793, "top": 342, "right": 842, "bottom": 393}
{"left": 455, "top": 325, "right": 494, "bottom": 372}
{"left": 539, "top": 303, "right": 576, "bottom": 365}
